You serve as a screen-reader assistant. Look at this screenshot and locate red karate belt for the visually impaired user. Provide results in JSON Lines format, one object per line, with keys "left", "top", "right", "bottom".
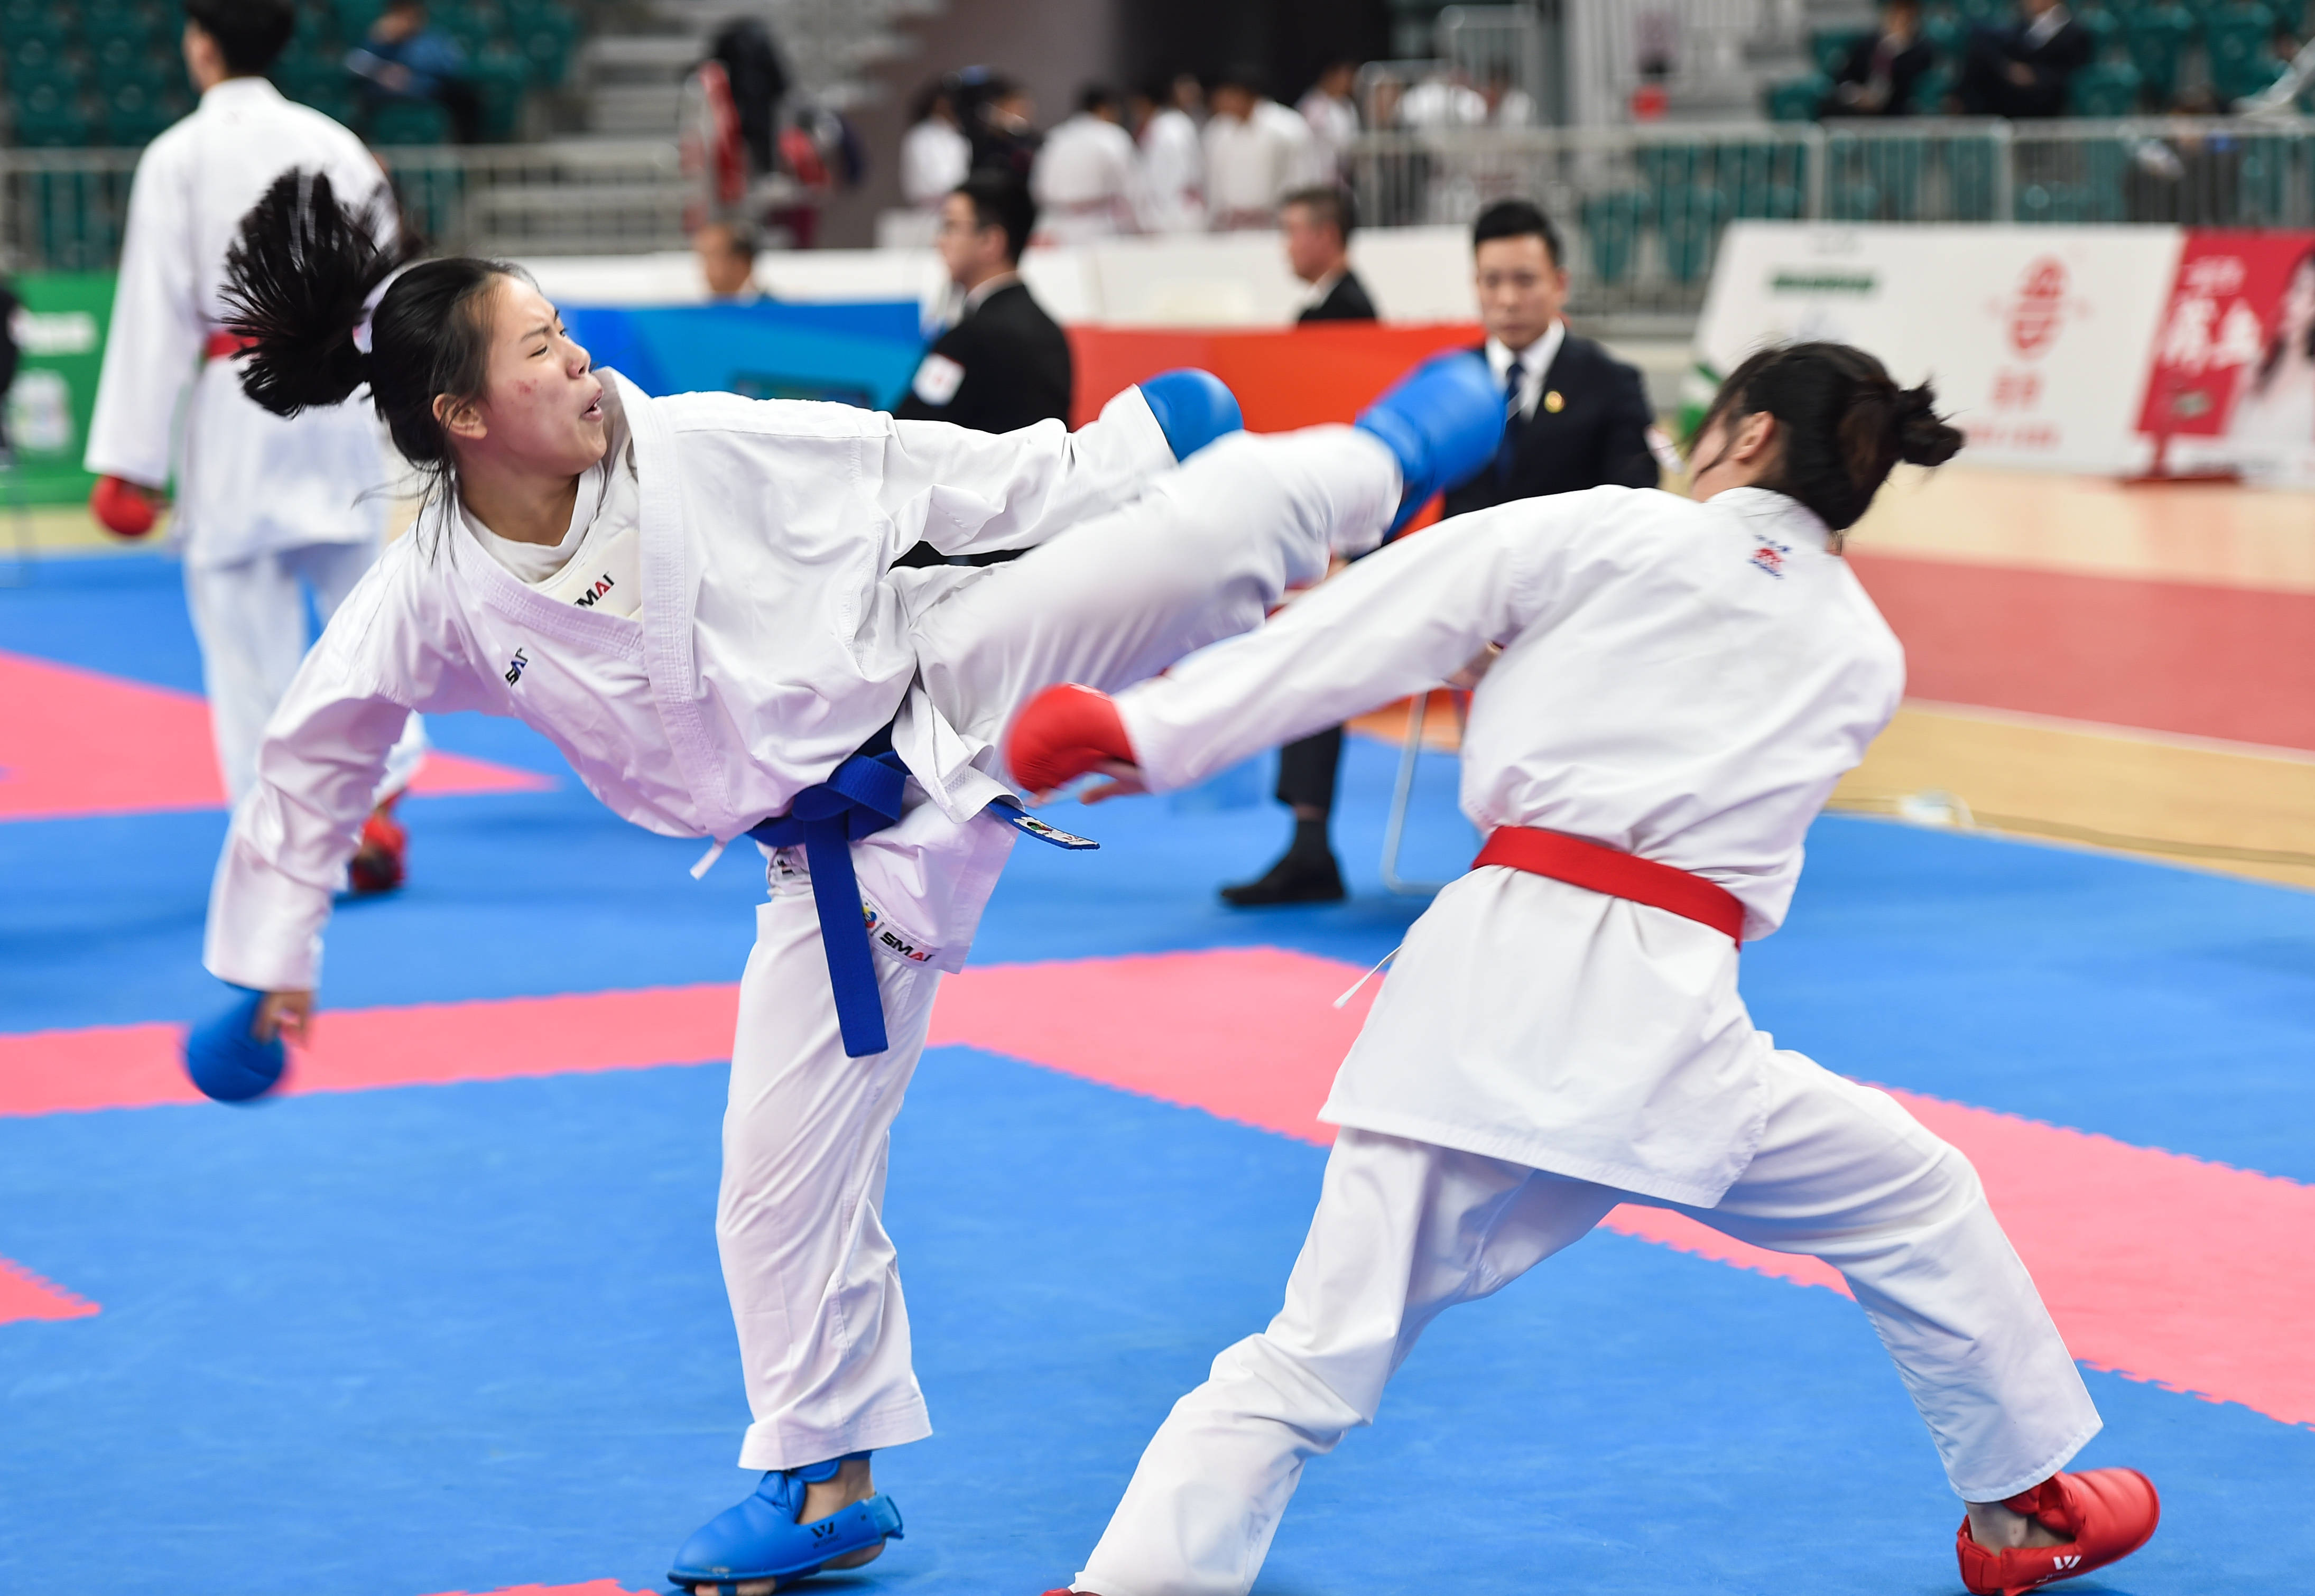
{"left": 1473, "top": 827, "right": 1745, "bottom": 945}
{"left": 203, "top": 330, "right": 255, "bottom": 360}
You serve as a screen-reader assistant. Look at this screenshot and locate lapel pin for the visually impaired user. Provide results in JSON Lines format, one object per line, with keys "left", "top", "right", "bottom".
{"left": 1543, "top": 390, "right": 1565, "bottom": 413}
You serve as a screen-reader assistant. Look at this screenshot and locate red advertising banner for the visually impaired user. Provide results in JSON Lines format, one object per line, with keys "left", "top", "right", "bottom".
{"left": 2138, "top": 229, "right": 2315, "bottom": 446}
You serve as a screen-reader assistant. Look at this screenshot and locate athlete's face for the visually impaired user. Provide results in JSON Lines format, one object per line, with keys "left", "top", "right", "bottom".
{"left": 448, "top": 276, "right": 606, "bottom": 476}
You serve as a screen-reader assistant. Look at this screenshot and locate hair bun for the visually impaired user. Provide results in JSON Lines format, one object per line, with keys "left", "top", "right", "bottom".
{"left": 1893, "top": 383, "right": 1964, "bottom": 468}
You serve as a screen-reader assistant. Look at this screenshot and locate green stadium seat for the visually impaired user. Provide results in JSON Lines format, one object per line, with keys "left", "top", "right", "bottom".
{"left": 1577, "top": 190, "right": 1646, "bottom": 286}
{"left": 1809, "top": 27, "right": 1873, "bottom": 76}
{"left": 507, "top": 0, "right": 576, "bottom": 87}
{"left": 1922, "top": 7, "right": 1969, "bottom": 57}
{"left": 7, "top": 35, "right": 86, "bottom": 91}
{"left": 1765, "top": 73, "right": 1829, "bottom": 121}
{"left": 335, "top": 0, "right": 386, "bottom": 42}
{"left": 469, "top": 47, "right": 531, "bottom": 141}
{"left": 1911, "top": 62, "right": 1955, "bottom": 113}
{"left": 12, "top": 80, "right": 91, "bottom": 146}
{"left": 92, "top": 34, "right": 172, "bottom": 95}
{"left": 102, "top": 80, "right": 175, "bottom": 145}
{"left": 0, "top": 0, "right": 68, "bottom": 48}
{"left": 1659, "top": 187, "right": 1730, "bottom": 284}
{"left": 1721, "top": 142, "right": 1804, "bottom": 218}
{"left": 2075, "top": 4, "right": 2126, "bottom": 55}
{"left": 2124, "top": 5, "right": 2194, "bottom": 105}
{"left": 2206, "top": 3, "right": 2282, "bottom": 100}
{"left": 1940, "top": 134, "right": 2001, "bottom": 220}
{"left": 367, "top": 95, "right": 452, "bottom": 144}
{"left": 2069, "top": 59, "right": 2144, "bottom": 113}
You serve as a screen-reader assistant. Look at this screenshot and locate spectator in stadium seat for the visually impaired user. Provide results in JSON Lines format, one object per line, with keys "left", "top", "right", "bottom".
{"left": 1828, "top": 0, "right": 1938, "bottom": 116}
{"left": 1218, "top": 184, "right": 1379, "bottom": 907}
{"left": 1958, "top": 0, "right": 2094, "bottom": 117}
{"left": 345, "top": 0, "right": 483, "bottom": 143}
{"left": 693, "top": 221, "right": 764, "bottom": 303}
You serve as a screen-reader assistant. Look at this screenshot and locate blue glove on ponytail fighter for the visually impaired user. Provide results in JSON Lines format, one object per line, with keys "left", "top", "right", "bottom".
{"left": 1137, "top": 368, "right": 1243, "bottom": 460}
{"left": 183, "top": 988, "right": 288, "bottom": 1102}
{"left": 669, "top": 1452, "right": 903, "bottom": 1594}
{"left": 1354, "top": 350, "right": 1505, "bottom": 535}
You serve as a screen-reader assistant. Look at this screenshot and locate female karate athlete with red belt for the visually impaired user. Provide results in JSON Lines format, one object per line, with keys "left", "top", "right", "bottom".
{"left": 1008, "top": 342, "right": 2160, "bottom": 1596}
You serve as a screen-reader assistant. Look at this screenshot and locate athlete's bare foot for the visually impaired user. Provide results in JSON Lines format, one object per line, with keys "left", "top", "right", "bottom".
{"left": 1964, "top": 1498, "right": 2069, "bottom": 1551}
{"left": 690, "top": 1457, "right": 883, "bottom": 1595}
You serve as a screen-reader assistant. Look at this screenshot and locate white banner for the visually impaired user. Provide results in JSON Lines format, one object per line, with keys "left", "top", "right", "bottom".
{"left": 1696, "top": 222, "right": 2186, "bottom": 474}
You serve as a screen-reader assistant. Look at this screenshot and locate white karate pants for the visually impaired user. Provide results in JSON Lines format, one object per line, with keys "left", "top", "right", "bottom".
{"left": 717, "top": 426, "right": 1402, "bottom": 1471}
{"left": 1073, "top": 1050, "right": 2103, "bottom": 1596}
{"left": 183, "top": 540, "right": 427, "bottom": 805}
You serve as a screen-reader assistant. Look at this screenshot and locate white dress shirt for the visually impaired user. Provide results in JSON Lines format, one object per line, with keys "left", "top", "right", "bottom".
{"left": 1484, "top": 322, "right": 1566, "bottom": 420}
{"left": 1113, "top": 485, "right": 1906, "bottom": 1204}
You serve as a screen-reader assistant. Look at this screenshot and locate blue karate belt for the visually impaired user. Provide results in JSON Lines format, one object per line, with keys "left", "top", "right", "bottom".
{"left": 747, "top": 725, "right": 1097, "bottom": 1059}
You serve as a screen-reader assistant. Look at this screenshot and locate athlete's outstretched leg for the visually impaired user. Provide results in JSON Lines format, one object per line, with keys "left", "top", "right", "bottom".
{"left": 914, "top": 424, "right": 1402, "bottom": 746}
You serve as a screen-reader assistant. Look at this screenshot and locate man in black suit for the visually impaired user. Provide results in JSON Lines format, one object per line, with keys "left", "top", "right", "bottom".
{"left": 1219, "top": 185, "right": 1379, "bottom": 907}
{"left": 1828, "top": 0, "right": 1939, "bottom": 115}
{"left": 1958, "top": 0, "right": 2094, "bottom": 118}
{"left": 1442, "top": 199, "right": 1659, "bottom": 519}
{"left": 895, "top": 170, "right": 1072, "bottom": 434}
{"left": 1283, "top": 185, "right": 1376, "bottom": 324}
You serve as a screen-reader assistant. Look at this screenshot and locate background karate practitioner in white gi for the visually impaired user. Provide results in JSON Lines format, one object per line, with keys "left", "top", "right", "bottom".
{"left": 85, "top": 0, "right": 424, "bottom": 889}
{"left": 1009, "top": 342, "right": 2161, "bottom": 1596}
{"left": 202, "top": 169, "right": 1504, "bottom": 1593}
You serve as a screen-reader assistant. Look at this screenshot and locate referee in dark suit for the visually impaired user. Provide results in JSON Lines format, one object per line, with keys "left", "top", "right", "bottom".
{"left": 895, "top": 170, "right": 1072, "bottom": 433}
{"left": 1221, "top": 184, "right": 1378, "bottom": 906}
{"left": 1442, "top": 198, "right": 1659, "bottom": 522}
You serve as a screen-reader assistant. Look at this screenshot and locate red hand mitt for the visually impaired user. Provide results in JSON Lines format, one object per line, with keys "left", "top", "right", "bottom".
{"left": 1007, "top": 683, "right": 1135, "bottom": 795}
{"left": 90, "top": 475, "right": 158, "bottom": 539}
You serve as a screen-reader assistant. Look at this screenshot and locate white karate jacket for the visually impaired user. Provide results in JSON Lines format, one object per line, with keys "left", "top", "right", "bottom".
{"left": 1115, "top": 486, "right": 1906, "bottom": 1206}
{"left": 85, "top": 78, "right": 396, "bottom": 568}
{"left": 205, "top": 373, "right": 1174, "bottom": 994}
{"left": 1135, "top": 108, "right": 1207, "bottom": 234}
{"left": 1032, "top": 113, "right": 1141, "bottom": 241}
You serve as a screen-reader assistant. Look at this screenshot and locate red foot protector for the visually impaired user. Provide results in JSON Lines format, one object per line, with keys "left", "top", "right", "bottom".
{"left": 1006, "top": 684, "right": 1133, "bottom": 794}
{"left": 1957, "top": 1469, "right": 2160, "bottom": 1595}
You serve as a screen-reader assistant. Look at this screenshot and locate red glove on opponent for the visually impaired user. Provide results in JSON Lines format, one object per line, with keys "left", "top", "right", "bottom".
{"left": 90, "top": 475, "right": 159, "bottom": 539}
{"left": 1007, "top": 683, "right": 1137, "bottom": 796}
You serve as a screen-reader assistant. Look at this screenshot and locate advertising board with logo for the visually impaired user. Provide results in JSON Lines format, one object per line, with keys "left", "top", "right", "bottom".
{"left": 1696, "top": 224, "right": 2184, "bottom": 474}
{"left": 2136, "top": 229, "right": 2315, "bottom": 484}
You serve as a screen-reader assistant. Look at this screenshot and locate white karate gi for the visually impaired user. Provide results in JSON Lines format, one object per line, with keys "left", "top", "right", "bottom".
{"left": 900, "top": 116, "right": 971, "bottom": 210}
{"left": 1073, "top": 486, "right": 2101, "bottom": 1596}
{"left": 1032, "top": 113, "right": 1142, "bottom": 242}
{"left": 1201, "top": 103, "right": 1316, "bottom": 231}
{"left": 85, "top": 76, "right": 424, "bottom": 804}
{"left": 203, "top": 371, "right": 1403, "bottom": 1470}
{"left": 1295, "top": 88, "right": 1358, "bottom": 181}
{"left": 1135, "top": 107, "right": 1207, "bottom": 234}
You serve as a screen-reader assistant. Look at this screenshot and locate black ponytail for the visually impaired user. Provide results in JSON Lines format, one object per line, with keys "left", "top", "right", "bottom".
{"left": 1699, "top": 341, "right": 1964, "bottom": 533}
{"left": 224, "top": 169, "right": 526, "bottom": 505}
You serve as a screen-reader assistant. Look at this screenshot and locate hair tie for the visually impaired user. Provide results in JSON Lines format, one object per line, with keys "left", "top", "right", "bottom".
{"left": 351, "top": 264, "right": 413, "bottom": 355}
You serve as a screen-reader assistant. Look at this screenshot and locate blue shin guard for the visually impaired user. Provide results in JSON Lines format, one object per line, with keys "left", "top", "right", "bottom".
{"left": 1137, "top": 368, "right": 1243, "bottom": 460}
{"left": 668, "top": 1453, "right": 903, "bottom": 1593}
{"left": 1354, "top": 350, "right": 1505, "bottom": 535}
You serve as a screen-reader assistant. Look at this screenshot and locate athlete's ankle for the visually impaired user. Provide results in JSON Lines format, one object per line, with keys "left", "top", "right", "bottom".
{"left": 799, "top": 1455, "right": 875, "bottom": 1524}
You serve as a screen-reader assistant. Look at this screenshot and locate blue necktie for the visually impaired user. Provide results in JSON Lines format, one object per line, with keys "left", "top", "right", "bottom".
{"left": 1495, "top": 358, "right": 1526, "bottom": 480}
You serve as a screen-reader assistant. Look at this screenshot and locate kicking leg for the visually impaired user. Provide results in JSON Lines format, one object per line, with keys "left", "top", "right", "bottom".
{"left": 1072, "top": 1128, "right": 1618, "bottom": 1596}
{"left": 913, "top": 425, "right": 1401, "bottom": 750}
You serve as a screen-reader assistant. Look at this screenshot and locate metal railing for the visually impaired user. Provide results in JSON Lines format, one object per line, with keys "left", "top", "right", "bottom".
{"left": 0, "top": 140, "right": 690, "bottom": 273}
{"left": 1346, "top": 115, "right": 2315, "bottom": 317}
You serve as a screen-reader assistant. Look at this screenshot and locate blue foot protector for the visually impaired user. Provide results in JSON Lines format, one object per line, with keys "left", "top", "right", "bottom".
{"left": 1354, "top": 350, "right": 1505, "bottom": 534}
{"left": 668, "top": 1452, "right": 904, "bottom": 1593}
{"left": 1137, "top": 368, "right": 1243, "bottom": 460}
{"left": 183, "top": 987, "right": 288, "bottom": 1103}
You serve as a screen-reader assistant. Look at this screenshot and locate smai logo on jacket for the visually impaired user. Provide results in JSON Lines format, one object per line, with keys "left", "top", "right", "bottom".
{"left": 1748, "top": 538, "right": 1789, "bottom": 579}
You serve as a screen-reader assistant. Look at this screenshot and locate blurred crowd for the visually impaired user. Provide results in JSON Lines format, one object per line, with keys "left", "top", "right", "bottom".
{"left": 897, "top": 60, "right": 1526, "bottom": 241}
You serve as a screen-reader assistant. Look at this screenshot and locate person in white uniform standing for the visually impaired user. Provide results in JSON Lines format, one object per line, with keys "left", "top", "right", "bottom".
{"left": 1032, "top": 85, "right": 1141, "bottom": 243}
{"left": 85, "top": 0, "right": 424, "bottom": 892}
{"left": 205, "top": 170, "right": 1506, "bottom": 1595}
{"left": 1202, "top": 67, "right": 1318, "bottom": 231}
{"left": 1008, "top": 342, "right": 2162, "bottom": 1596}
{"left": 1129, "top": 76, "right": 1207, "bottom": 234}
